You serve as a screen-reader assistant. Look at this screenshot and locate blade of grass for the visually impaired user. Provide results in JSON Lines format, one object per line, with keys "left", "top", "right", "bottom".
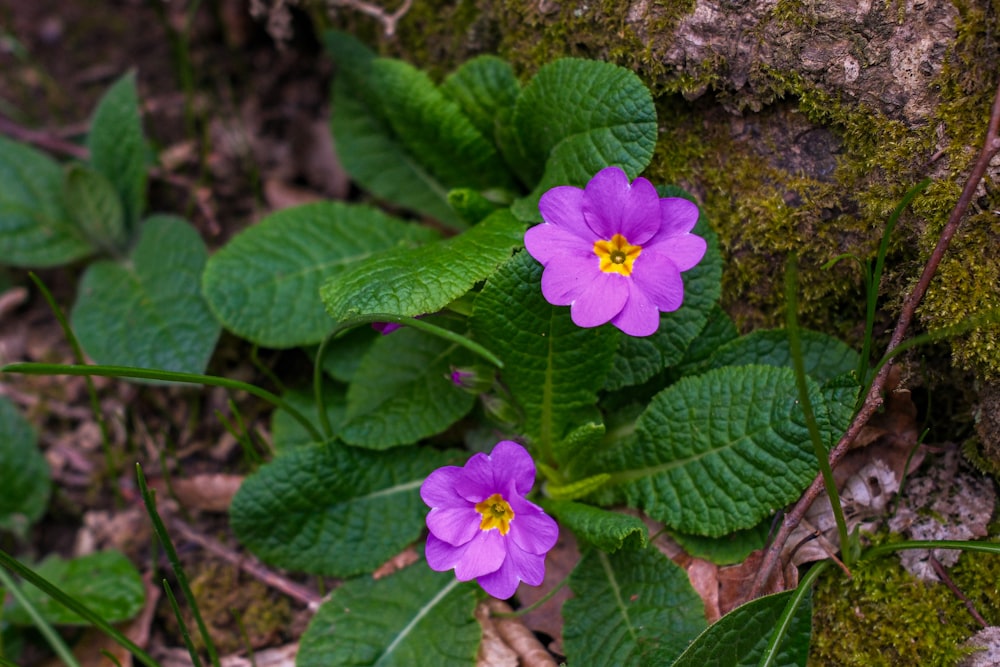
{"left": 863, "top": 539, "right": 1000, "bottom": 560}
{"left": 164, "top": 580, "right": 203, "bottom": 667}
{"left": 0, "top": 548, "right": 160, "bottom": 667}
{"left": 27, "top": 272, "right": 121, "bottom": 503}
{"left": 2, "top": 362, "right": 322, "bottom": 444}
{"left": 0, "top": 567, "right": 82, "bottom": 667}
{"left": 757, "top": 560, "right": 828, "bottom": 667}
{"left": 136, "top": 464, "right": 220, "bottom": 667}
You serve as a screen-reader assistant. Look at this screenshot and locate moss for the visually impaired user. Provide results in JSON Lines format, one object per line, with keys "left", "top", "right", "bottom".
{"left": 811, "top": 547, "right": 1000, "bottom": 665}
{"left": 169, "top": 560, "right": 293, "bottom": 655}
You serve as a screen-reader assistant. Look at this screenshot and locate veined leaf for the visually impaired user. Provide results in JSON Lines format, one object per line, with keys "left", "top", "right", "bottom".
{"left": 0, "top": 397, "right": 49, "bottom": 537}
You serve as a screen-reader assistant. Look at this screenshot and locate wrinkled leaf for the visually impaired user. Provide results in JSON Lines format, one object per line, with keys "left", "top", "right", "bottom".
{"left": 297, "top": 563, "right": 479, "bottom": 667}
{"left": 71, "top": 215, "right": 220, "bottom": 374}
{"left": 203, "top": 202, "right": 437, "bottom": 347}
{"left": 230, "top": 441, "right": 461, "bottom": 577}
{"left": 541, "top": 500, "right": 647, "bottom": 552}
{"left": 0, "top": 396, "right": 50, "bottom": 537}
{"left": 63, "top": 164, "right": 126, "bottom": 254}
{"left": 270, "top": 383, "right": 346, "bottom": 451}
{"left": 708, "top": 328, "right": 860, "bottom": 383}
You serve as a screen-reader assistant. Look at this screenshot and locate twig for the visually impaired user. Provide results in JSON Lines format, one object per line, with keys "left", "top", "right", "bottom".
{"left": 327, "top": 0, "right": 413, "bottom": 37}
{"left": 166, "top": 515, "right": 323, "bottom": 610}
{"left": 929, "top": 555, "right": 988, "bottom": 628}
{"left": 751, "top": 76, "right": 1000, "bottom": 599}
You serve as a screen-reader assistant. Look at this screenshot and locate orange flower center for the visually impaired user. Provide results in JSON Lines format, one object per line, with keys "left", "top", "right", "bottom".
{"left": 593, "top": 233, "right": 642, "bottom": 276}
{"left": 475, "top": 493, "right": 514, "bottom": 535}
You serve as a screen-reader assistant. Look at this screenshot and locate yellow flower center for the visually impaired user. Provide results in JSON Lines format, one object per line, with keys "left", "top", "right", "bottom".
{"left": 593, "top": 233, "right": 642, "bottom": 276}
{"left": 475, "top": 493, "right": 514, "bottom": 535}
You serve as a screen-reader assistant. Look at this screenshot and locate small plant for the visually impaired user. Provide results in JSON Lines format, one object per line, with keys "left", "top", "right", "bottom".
{"left": 1, "top": 27, "right": 999, "bottom": 667}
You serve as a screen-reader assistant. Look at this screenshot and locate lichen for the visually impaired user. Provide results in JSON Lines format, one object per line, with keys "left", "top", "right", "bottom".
{"left": 811, "top": 545, "right": 1000, "bottom": 665}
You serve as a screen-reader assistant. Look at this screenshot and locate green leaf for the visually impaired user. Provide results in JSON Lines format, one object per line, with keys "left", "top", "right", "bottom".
{"left": 510, "top": 59, "right": 657, "bottom": 220}
{"left": 0, "top": 396, "right": 50, "bottom": 537}
{"left": 562, "top": 547, "right": 707, "bottom": 666}
{"left": 370, "top": 58, "right": 518, "bottom": 194}
{"left": 708, "top": 328, "right": 860, "bottom": 383}
{"left": 297, "top": 563, "right": 479, "bottom": 667}
{"left": 86, "top": 70, "right": 147, "bottom": 228}
{"left": 439, "top": 55, "right": 521, "bottom": 147}
{"left": 5, "top": 550, "right": 145, "bottom": 626}
{"left": 270, "top": 383, "right": 345, "bottom": 451}
{"left": 471, "top": 251, "right": 618, "bottom": 460}
{"left": 821, "top": 372, "right": 861, "bottom": 436}
{"left": 203, "top": 202, "right": 438, "bottom": 348}
{"left": 63, "top": 164, "right": 126, "bottom": 254}
{"left": 672, "top": 589, "right": 813, "bottom": 667}
{"left": 321, "top": 209, "right": 525, "bottom": 321}
{"left": 669, "top": 521, "right": 771, "bottom": 566}
{"left": 341, "top": 324, "right": 475, "bottom": 448}
{"left": 315, "top": 325, "right": 380, "bottom": 383}
{"left": 230, "top": 442, "right": 461, "bottom": 577}
{"left": 541, "top": 500, "right": 647, "bottom": 552}
{"left": 604, "top": 209, "right": 723, "bottom": 391}
{"left": 672, "top": 304, "right": 739, "bottom": 378}
{"left": 326, "top": 31, "right": 471, "bottom": 228}
{"left": 71, "top": 215, "right": 220, "bottom": 374}
{"left": 602, "top": 365, "right": 836, "bottom": 537}
{"left": 0, "top": 136, "right": 92, "bottom": 267}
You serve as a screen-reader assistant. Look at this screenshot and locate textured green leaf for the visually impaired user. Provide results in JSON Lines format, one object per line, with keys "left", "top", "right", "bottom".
{"left": 510, "top": 59, "right": 657, "bottom": 220}
{"left": 669, "top": 521, "right": 771, "bottom": 566}
{"left": 203, "top": 202, "right": 437, "bottom": 347}
{"left": 708, "top": 328, "right": 860, "bottom": 383}
{"left": 371, "top": 58, "right": 518, "bottom": 193}
{"left": 821, "top": 372, "right": 861, "bottom": 437}
{"left": 602, "top": 365, "right": 836, "bottom": 537}
{"left": 63, "top": 164, "right": 126, "bottom": 254}
{"left": 672, "top": 304, "right": 739, "bottom": 378}
{"left": 0, "top": 136, "right": 92, "bottom": 267}
{"left": 321, "top": 209, "right": 525, "bottom": 321}
{"left": 270, "top": 383, "right": 345, "bottom": 451}
{"left": 541, "top": 500, "right": 647, "bottom": 552}
{"left": 439, "top": 56, "right": 521, "bottom": 147}
{"left": 298, "top": 563, "right": 479, "bottom": 667}
{"left": 0, "top": 396, "right": 50, "bottom": 537}
{"left": 71, "top": 215, "right": 220, "bottom": 374}
{"left": 341, "top": 324, "right": 475, "bottom": 448}
{"left": 562, "top": 547, "right": 707, "bottom": 666}
{"left": 86, "top": 71, "right": 147, "bottom": 228}
{"left": 326, "top": 31, "right": 463, "bottom": 228}
{"left": 604, "top": 210, "right": 723, "bottom": 391}
{"left": 672, "top": 589, "right": 812, "bottom": 667}
{"left": 6, "top": 550, "right": 144, "bottom": 626}
{"left": 230, "top": 442, "right": 461, "bottom": 576}
{"left": 316, "top": 325, "right": 380, "bottom": 383}
{"left": 471, "top": 251, "right": 618, "bottom": 459}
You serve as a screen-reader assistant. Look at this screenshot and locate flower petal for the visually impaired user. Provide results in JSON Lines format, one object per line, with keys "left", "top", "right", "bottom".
{"left": 453, "top": 452, "right": 496, "bottom": 502}
{"left": 632, "top": 250, "right": 685, "bottom": 312}
{"left": 488, "top": 441, "right": 536, "bottom": 496}
{"left": 452, "top": 529, "right": 507, "bottom": 581}
{"left": 475, "top": 554, "right": 520, "bottom": 599}
{"left": 570, "top": 273, "right": 629, "bottom": 328}
{"left": 581, "top": 166, "right": 631, "bottom": 238}
{"left": 645, "top": 233, "right": 707, "bottom": 272}
{"left": 425, "top": 533, "right": 467, "bottom": 573}
{"left": 420, "top": 466, "right": 468, "bottom": 508}
{"left": 524, "top": 223, "right": 593, "bottom": 267}
{"left": 658, "top": 197, "right": 700, "bottom": 236}
{"left": 540, "top": 255, "right": 603, "bottom": 306}
{"left": 426, "top": 506, "right": 480, "bottom": 546}
{"left": 538, "top": 185, "right": 589, "bottom": 237}
{"left": 610, "top": 280, "right": 662, "bottom": 336}
{"left": 621, "top": 176, "right": 661, "bottom": 245}
{"left": 508, "top": 498, "right": 559, "bottom": 555}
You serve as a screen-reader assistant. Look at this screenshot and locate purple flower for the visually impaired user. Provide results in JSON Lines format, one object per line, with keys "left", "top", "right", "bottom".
{"left": 420, "top": 441, "right": 558, "bottom": 599}
{"left": 371, "top": 321, "right": 403, "bottom": 335}
{"left": 524, "top": 166, "right": 708, "bottom": 337}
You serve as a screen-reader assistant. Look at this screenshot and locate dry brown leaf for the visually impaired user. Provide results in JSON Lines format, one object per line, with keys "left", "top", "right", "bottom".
{"left": 372, "top": 546, "right": 420, "bottom": 579}
{"left": 220, "top": 643, "right": 298, "bottom": 666}
{"left": 476, "top": 601, "right": 519, "bottom": 667}
{"left": 485, "top": 599, "right": 558, "bottom": 667}
{"left": 959, "top": 627, "right": 1000, "bottom": 667}
{"left": 171, "top": 473, "right": 245, "bottom": 512}
{"left": 514, "top": 531, "right": 579, "bottom": 655}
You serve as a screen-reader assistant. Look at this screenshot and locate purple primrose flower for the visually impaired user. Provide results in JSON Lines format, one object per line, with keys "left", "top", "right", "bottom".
{"left": 420, "top": 441, "right": 558, "bottom": 599}
{"left": 524, "top": 166, "right": 707, "bottom": 337}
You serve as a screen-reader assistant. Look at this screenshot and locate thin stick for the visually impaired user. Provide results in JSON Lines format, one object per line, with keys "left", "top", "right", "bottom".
{"left": 751, "top": 76, "right": 1000, "bottom": 599}
{"left": 929, "top": 555, "right": 988, "bottom": 628}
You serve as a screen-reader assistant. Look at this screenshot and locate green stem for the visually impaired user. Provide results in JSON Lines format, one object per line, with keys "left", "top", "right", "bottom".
{"left": 163, "top": 580, "right": 203, "bottom": 667}
{"left": 314, "top": 333, "right": 336, "bottom": 440}
{"left": 1, "top": 362, "right": 322, "bottom": 444}
{"left": 0, "top": 567, "right": 82, "bottom": 667}
{"left": 863, "top": 539, "right": 1000, "bottom": 560}
{"left": 785, "top": 255, "right": 852, "bottom": 564}
{"left": 137, "top": 464, "right": 220, "bottom": 667}
{"left": 0, "top": 548, "right": 160, "bottom": 667}
{"left": 757, "top": 560, "right": 829, "bottom": 667}
{"left": 28, "top": 272, "right": 121, "bottom": 503}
